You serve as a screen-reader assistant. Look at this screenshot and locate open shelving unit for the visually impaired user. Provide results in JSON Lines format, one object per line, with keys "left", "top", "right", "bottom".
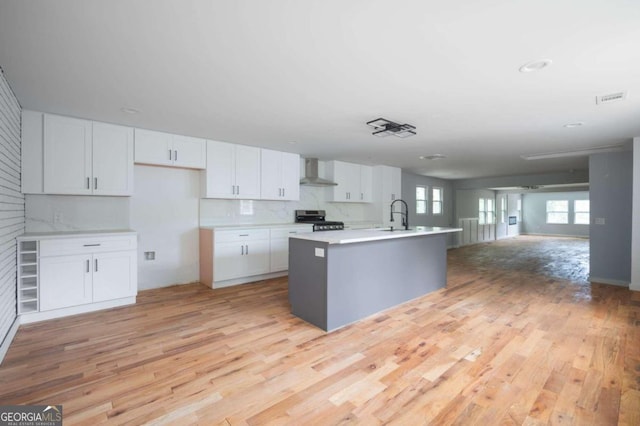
{"left": 17, "top": 240, "right": 39, "bottom": 314}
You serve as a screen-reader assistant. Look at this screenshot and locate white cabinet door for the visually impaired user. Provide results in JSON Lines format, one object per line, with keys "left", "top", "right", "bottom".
{"left": 203, "top": 141, "right": 261, "bottom": 199}
{"left": 260, "top": 149, "right": 282, "bottom": 200}
{"left": 281, "top": 152, "right": 300, "bottom": 201}
{"left": 359, "top": 165, "right": 373, "bottom": 202}
{"left": 134, "top": 128, "right": 173, "bottom": 166}
{"left": 244, "top": 239, "right": 270, "bottom": 276}
{"left": 40, "top": 254, "right": 93, "bottom": 311}
{"left": 270, "top": 238, "right": 289, "bottom": 272}
{"left": 93, "top": 251, "right": 137, "bottom": 302}
{"left": 213, "top": 242, "right": 247, "bottom": 281}
{"left": 92, "top": 122, "right": 134, "bottom": 196}
{"left": 327, "top": 161, "right": 362, "bottom": 202}
{"left": 234, "top": 145, "right": 261, "bottom": 199}
{"left": 171, "top": 135, "right": 206, "bottom": 169}
{"left": 43, "top": 115, "right": 93, "bottom": 194}
{"left": 203, "top": 140, "right": 235, "bottom": 198}
{"left": 260, "top": 150, "right": 300, "bottom": 200}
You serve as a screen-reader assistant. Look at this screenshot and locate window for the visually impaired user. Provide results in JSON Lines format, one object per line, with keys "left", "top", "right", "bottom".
{"left": 416, "top": 186, "right": 427, "bottom": 214}
{"left": 487, "top": 198, "right": 495, "bottom": 224}
{"left": 574, "top": 200, "right": 590, "bottom": 225}
{"left": 546, "top": 200, "right": 569, "bottom": 224}
{"left": 517, "top": 199, "right": 522, "bottom": 221}
{"left": 478, "top": 198, "right": 486, "bottom": 225}
{"left": 432, "top": 187, "right": 443, "bottom": 215}
{"left": 500, "top": 197, "right": 506, "bottom": 224}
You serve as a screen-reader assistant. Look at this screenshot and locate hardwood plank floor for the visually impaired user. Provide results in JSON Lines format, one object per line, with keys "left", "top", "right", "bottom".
{"left": 0, "top": 236, "right": 638, "bottom": 425}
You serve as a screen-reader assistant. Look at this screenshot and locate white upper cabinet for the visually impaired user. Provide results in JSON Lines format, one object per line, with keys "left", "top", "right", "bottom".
{"left": 92, "top": 122, "right": 134, "bottom": 196}
{"left": 380, "top": 165, "right": 402, "bottom": 203}
{"left": 42, "top": 114, "right": 134, "bottom": 196}
{"left": 260, "top": 149, "right": 300, "bottom": 201}
{"left": 43, "top": 115, "right": 93, "bottom": 195}
{"left": 134, "top": 129, "right": 206, "bottom": 169}
{"left": 326, "top": 161, "right": 373, "bottom": 203}
{"left": 202, "top": 140, "right": 261, "bottom": 199}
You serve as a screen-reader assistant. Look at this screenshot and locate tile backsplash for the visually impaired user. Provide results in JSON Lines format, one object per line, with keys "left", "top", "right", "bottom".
{"left": 199, "top": 185, "right": 374, "bottom": 226}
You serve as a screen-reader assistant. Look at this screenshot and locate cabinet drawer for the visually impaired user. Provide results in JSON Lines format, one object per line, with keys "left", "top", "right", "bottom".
{"left": 40, "top": 235, "right": 137, "bottom": 256}
{"left": 270, "top": 226, "right": 312, "bottom": 239}
{"left": 214, "top": 229, "right": 270, "bottom": 243}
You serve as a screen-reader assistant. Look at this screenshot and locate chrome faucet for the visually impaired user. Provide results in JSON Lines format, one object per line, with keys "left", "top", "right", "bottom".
{"left": 390, "top": 199, "right": 409, "bottom": 230}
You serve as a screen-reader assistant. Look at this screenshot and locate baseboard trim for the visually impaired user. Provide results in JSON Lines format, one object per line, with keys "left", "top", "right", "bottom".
{"left": 19, "top": 297, "right": 137, "bottom": 324}
{"left": 521, "top": 233, "right": 589, "bottom": 239}
{"left": 213, "top": 271, "right": 288, "bottom": 289}
{"left": 589, "top": 277, "right": 629, "bottom": 287}
{"left": 0, "top": 317, "right": 20, "bottom": 365}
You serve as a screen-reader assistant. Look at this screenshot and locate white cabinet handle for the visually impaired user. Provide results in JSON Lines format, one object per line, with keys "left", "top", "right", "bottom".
{"left": 95, "top": 258, "right": 98, "bottom": 272}
{"left": 241, "top": 245, "right": 244, "bottom": 255}
{"left": 239, "top": 234, "right": 249, "bottom": 237}
{"left": 86, "top": 259, "right": 90, "bottom": 273}
{"left": 237, "top": 185, "right": 240, "bottom": 195}
{"left": 86, "top": 177, "right": 90, "bottom": 189}
{"left": 174, "top": 150, "right": 178, "bottom": 162}
{"left": 282, "top": 188, "right": 285, "bottom": 197}
{"left": 83, "top": 243, "right": 101, "bottom": 247}
{"left": 169, "top": 149, "right": 172, "bottom": 161}
{"left": 245, "top": 244, "right": 249, "bottom": 255}
{"left": 94, "top": 177, "right": 98, "bottom": 190}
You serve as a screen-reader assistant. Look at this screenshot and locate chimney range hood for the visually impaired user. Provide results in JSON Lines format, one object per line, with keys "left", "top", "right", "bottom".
{"left": 299, "top": 158, "right": 338, "bottom": 186}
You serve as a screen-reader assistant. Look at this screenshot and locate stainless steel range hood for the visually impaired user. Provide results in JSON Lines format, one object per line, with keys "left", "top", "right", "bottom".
{"left": 299, "top": 158, "right": 338, "bottom": 186}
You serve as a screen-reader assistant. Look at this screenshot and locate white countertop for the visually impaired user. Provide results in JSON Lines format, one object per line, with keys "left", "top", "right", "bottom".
{"left": 200, "top": 223, "right": 313, "bottom": 231}
{"left": 18, "top": 229, "right": 137, "bottom": 240}
{"left": 290, "top": 226, "right": 462, "bottom": 244}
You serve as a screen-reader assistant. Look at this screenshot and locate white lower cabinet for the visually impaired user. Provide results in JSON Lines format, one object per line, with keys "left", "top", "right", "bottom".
{"left": 270, "top": 226, "right": 312, "bottom": 272}
{"left": 40, "top": 254, "right": 93, "bottom": 311}
{"left": 213, "top": 229, "right": 270, "bottom": 282}
{"left": 18, "top": 233, "right": 138, "bottom": 322}
{"left": 200, "top": 225, "right": 312, "bottom": 286}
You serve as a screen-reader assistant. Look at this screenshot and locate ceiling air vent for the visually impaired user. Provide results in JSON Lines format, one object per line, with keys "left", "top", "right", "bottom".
{"left": 596, "top": 91, "right": 627, "bottom": 105}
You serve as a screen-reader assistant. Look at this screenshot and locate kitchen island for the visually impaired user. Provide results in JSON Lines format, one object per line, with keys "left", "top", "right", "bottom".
{"left": 288, "top": 226, "right": 462, "bottom": 331}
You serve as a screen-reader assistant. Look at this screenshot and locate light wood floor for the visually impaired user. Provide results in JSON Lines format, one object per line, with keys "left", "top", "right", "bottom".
{"left": 1, "top": 236, "right": 638, "bottom": 425}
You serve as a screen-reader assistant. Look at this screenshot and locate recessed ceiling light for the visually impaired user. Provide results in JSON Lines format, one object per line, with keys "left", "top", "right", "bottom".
{"left": 563, "top": 122, "right": 584, "bottom": 128}
{"left": 519, "top": 59, "right": 552, "bottom": 73}
{"left": 419, "top": 154, "right": 446, "bottom": 160}
{"left": 121, "top": 107, "right": 140, "bottom": 114}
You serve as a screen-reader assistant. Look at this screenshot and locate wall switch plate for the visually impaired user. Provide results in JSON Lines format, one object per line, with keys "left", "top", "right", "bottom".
{"left": 314, "top": 248, "right": 325, "bottom": 258}
{"left": 144, "top": 251, "right": 156, "bottom": 260}
{"left": 595, "top": 218, "right": 606, "bottom": 225}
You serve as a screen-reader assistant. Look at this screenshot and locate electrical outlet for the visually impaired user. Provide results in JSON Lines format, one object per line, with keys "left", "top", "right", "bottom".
{"left": 144, "top": 251, "right": 156, "bottom": 261}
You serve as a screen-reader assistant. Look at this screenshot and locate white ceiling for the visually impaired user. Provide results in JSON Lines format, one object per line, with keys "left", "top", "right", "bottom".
{"left": 1, "top": 0, "right": 639, "bottom": 179}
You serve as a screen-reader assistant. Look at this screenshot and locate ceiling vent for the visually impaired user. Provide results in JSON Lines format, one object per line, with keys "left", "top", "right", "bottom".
{"left": 596, "top": 91, "right": 627, "bottom": 105}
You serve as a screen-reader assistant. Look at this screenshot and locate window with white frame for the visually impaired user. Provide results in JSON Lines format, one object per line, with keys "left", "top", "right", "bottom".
{"left": 432, "top": 187, "right": 443, "bottom": 215}
{"left": 500, "top": 197, "right": 506, "bottom": 223}
{"left": 416, "top": 186, "right": 427, "bottom": 214}
{"left": 478, "top": 198, "right": 486, "bottom": 225}
{"left": 546, "top": 200, "right": 569, "bottom": 224}
{"left": 574, "top": 200, "right": 590, "bottom": 225}
{"left": 517, "top": 199, "right": 522, "bottom": 221}
{"left": 487, "top": 198, "right": 495, "bottom": 224}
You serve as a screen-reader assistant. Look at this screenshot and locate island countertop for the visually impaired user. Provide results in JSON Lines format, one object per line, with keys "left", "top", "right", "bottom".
{"left": 290, "top": 226, "right": 462, "bottom": 245}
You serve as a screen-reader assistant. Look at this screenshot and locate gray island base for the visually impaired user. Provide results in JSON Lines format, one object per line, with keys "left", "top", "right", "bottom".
{"left": 288, "top": 227, "right": 461, "bottom": 332}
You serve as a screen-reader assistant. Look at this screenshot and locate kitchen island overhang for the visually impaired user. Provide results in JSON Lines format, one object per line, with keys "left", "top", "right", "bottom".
{"left": 288, "top": 227, "right": 462, "bottom": 332}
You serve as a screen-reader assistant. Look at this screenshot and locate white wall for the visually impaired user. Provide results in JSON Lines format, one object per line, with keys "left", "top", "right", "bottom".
{"left": 521, "top": 191, "right": 589, "bottom": 238}
{"left": 130, "top": 165, "right": 201, "bottom": 290}
{"left": 0, "top": 69, "right": 22, "bottom": 362}
{"left": 590, "top": 152, "right": 633, "bottom": 286}
{"left": 633, "top": 138, "right": 640, "bottom": 291}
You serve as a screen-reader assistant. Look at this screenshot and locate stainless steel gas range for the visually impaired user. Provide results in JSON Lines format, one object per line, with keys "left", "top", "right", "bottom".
{"left": 295, "top": 210, "right": 344, "bottom": 232}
